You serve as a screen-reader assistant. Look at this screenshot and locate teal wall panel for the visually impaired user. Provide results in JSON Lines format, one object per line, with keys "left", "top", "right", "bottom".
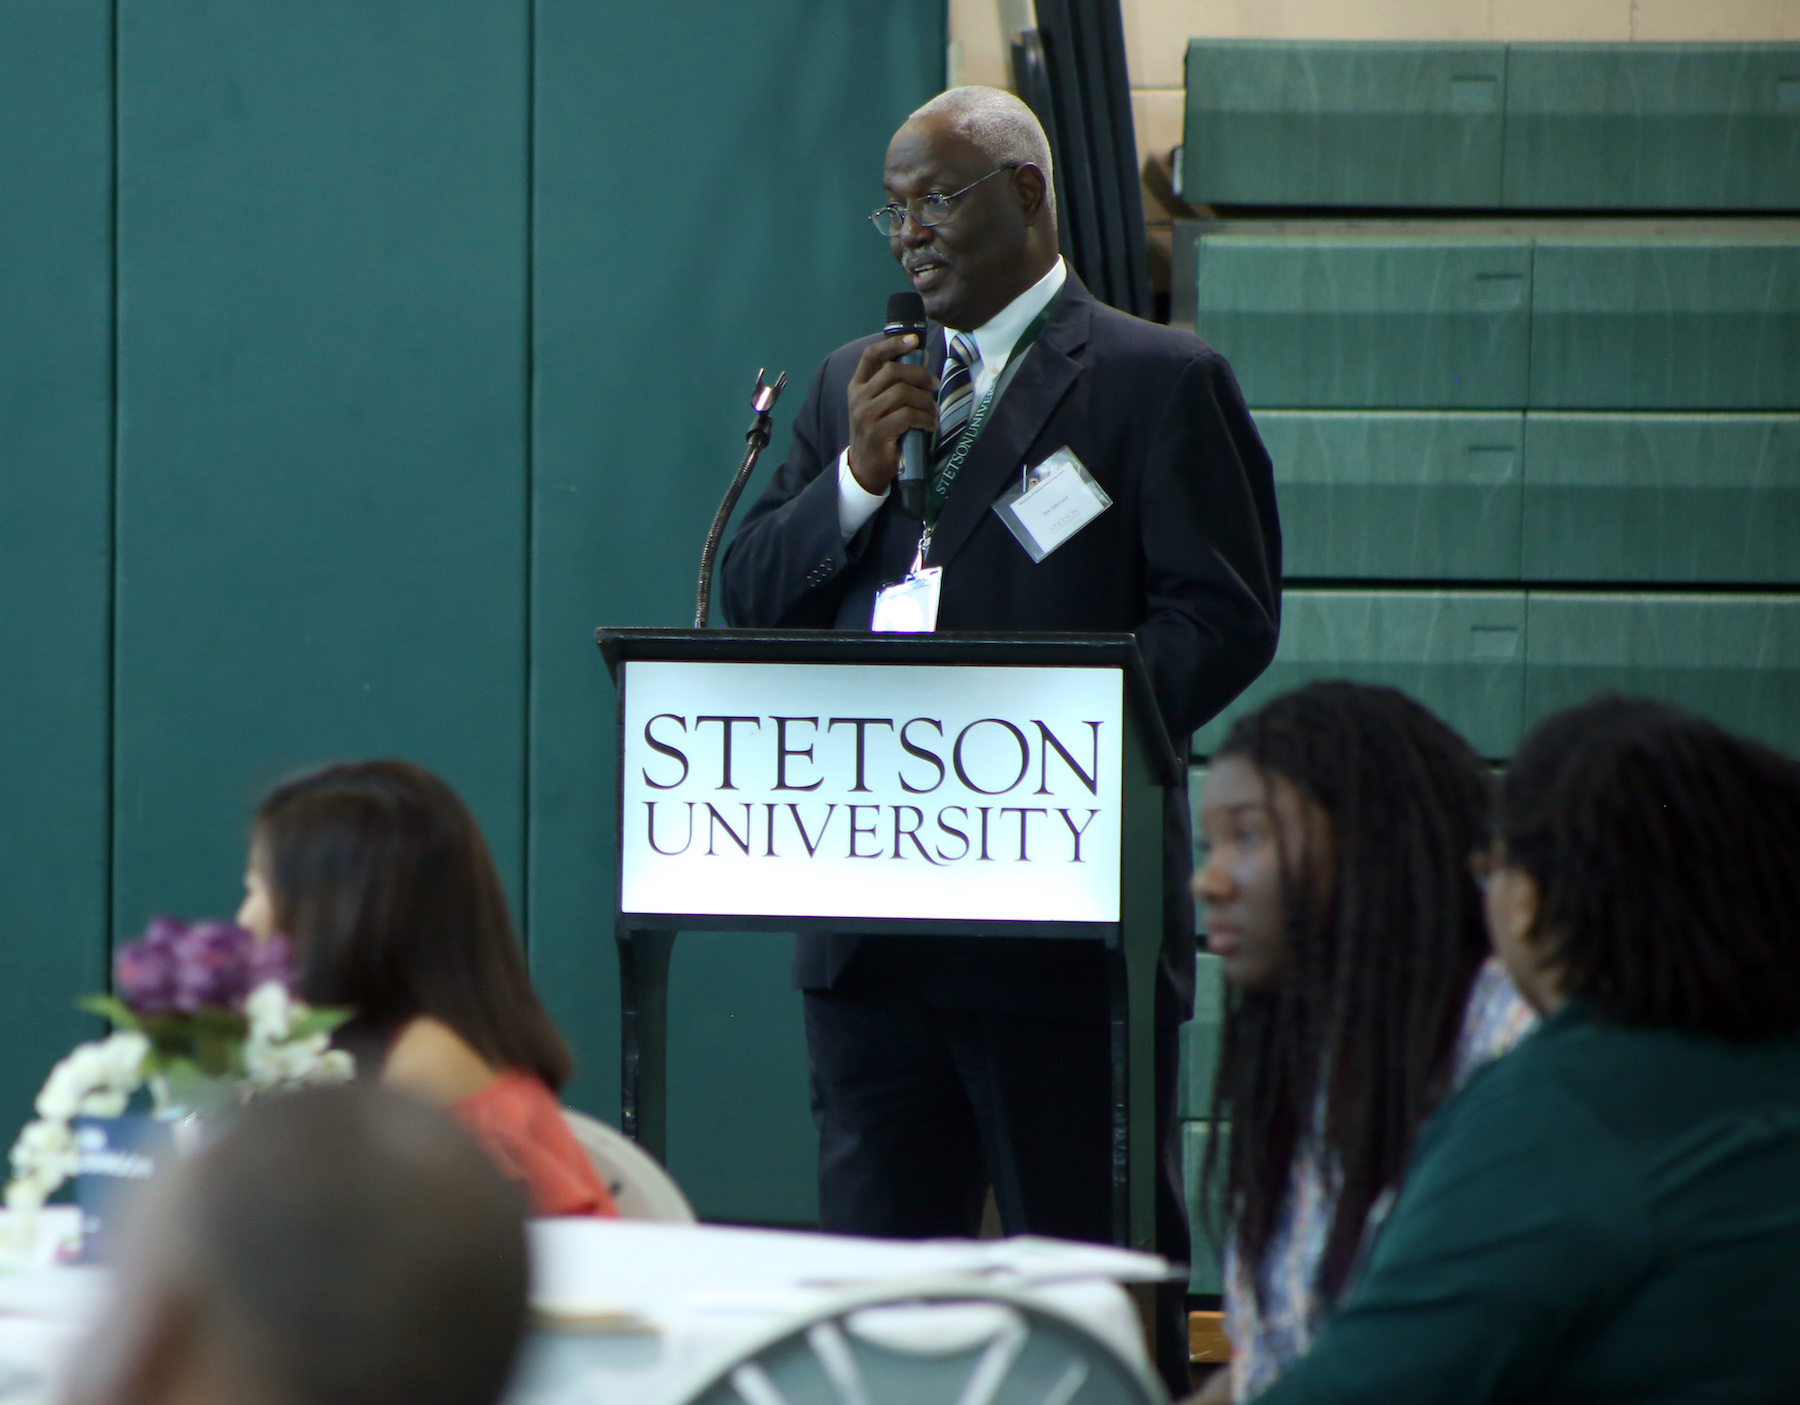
{"left": 1178, "top": 953, "right": 1225, "bottom": 1121}
{"left": 1197, "top": 237, "right": 1532, "bottom": 408}
{"left": 0, "top": 0, "right": 113, "bottom": 1130}
{"left": 1181, "top": 1121, "right": 1227, "bottom": 1295}
{"left": 1193, "top": 590, "right": 1527, "bottom": 759}
{"left": 1524, "top": 594, "right": 1800, "bottom": 756}
{"left": 1529, "top": 239, "right": 1800, "bottom": 410}
{"left": 1183, "top": 40, "right": 1506, "bottom": 209}
{"left": 667, "top": 934, "right": 819, "bottom": 1225}
{"left": 1261, "top": 411, "right": 1523, "bottom": 579}
{"left": 529, "top": 0, "right": 945, "bottom": 1220}
{"left": 112, "top": 2, "right": 530, "bottom": 939}
{"left": 1503, "top": 43, "right": 1800, "bottom": 211}
{"left": 1523, "top": 414, "right": 1800, "bottom": 583}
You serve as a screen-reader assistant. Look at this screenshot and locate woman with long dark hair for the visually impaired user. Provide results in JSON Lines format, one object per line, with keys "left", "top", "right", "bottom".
{"left": 1191, "top": 682, "right": 1531, "bottom": 1398}
{"left": 236, "top": 759, "right": 617, "bottom": 1217}
{"left": 1249, "top": 695, "right": 1800, "bottom": 1402}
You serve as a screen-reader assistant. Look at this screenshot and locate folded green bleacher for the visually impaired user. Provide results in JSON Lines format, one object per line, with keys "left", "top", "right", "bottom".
{"left": 1184, "top": 40, "right": 1800, "bottom": 211}
{"left": 1178, "top": 38, "right": 1800, "bottom": 1305}
{"left": 1522, "top": 414, "right": 1800, "bottom": 582}
{"left": 1257, "top": 412, "right": 1524, "bottom": 579}
{"left": 1193, "top": 590, "right": 1527, "bottom": 759}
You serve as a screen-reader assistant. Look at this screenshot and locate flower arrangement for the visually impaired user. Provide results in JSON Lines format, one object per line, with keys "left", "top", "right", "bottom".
{"left": 5, "top": 918, "right": 353, "bottom": 1214}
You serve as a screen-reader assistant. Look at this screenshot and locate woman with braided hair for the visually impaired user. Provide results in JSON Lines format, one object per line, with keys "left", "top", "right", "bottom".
{"left": 1190, "top": 682, "right": 1533, "bottom": 1400}
{"left": 1250, "top": 695, "right": 1800, "bottom": 1404}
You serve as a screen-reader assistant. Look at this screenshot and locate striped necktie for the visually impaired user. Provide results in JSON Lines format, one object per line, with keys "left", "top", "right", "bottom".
{"left": 933, "top": 331, "right": 980, "bottom": 459}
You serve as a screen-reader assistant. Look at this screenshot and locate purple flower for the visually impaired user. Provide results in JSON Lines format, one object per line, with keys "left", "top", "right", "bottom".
{"left": 114, "top": 919, "right": 296, "bottom": 1016}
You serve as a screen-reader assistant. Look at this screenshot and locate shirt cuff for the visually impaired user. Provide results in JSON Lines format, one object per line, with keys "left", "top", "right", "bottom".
{"left": 837, "top": 449, "right": 889, "bottom": 540}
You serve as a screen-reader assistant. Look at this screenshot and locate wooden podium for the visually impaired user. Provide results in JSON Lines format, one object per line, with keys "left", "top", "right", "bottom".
{"left": 596, "top": 628, "right": 1182, "bottom": 1253}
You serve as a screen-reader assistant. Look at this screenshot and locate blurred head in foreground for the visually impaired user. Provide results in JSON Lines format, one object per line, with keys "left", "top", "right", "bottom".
{"left": 67, "top": 1084, "right": 529, "bottom": 1405}
{"left": 1486, "top": 693, "right": 1800, "bottom": 1035}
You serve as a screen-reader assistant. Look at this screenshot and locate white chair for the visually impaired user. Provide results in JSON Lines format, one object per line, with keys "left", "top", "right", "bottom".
{"left": 560, "top": 1107, "right": 697, "bottom": 1223}
{"left": 677, "top": 1281, "right": 1165, "bottom": 1405}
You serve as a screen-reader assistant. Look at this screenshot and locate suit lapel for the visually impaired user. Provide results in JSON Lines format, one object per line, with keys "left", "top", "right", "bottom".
{"left": 925, "top": 277, "right": 1093, "bottom": 571}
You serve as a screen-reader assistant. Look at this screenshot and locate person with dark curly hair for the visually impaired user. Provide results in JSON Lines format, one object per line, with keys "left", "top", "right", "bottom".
{"left": 1191, "top": 682, "right": 1533, "bottom": 1400}
{"left": 1252, "top": 695, "right": 1800, "bottom": 1403}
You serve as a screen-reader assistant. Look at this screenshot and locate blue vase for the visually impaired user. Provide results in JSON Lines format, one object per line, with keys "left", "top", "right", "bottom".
{"left": 72, "top": 1114, "right": 174, "bottom": 1263}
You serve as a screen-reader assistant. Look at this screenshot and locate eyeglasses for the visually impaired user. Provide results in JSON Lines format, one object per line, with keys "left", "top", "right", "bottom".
{"left": 868, "top": 165, "right": 1016, "bottom": 237}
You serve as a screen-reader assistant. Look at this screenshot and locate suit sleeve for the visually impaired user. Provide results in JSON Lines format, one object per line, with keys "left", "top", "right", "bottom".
{"left": 718, "top": 350, "right": 876, "bottom": 628}
{"left": 1252, "top": 1076, "right": 1652, "bottom": 1405}
{"left": 1135, "top": 351, "right": 1282, "bottom": 738}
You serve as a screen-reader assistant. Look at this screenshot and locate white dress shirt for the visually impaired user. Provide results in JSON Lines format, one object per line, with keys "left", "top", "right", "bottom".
{"left": 836, "top": 256, "right": 1068, "bottom": 540}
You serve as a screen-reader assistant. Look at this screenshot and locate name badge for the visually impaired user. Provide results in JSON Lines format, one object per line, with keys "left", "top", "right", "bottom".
{"left": 993, "top": 447, "right": 1112, "bottom": 563}
{"left": 870, "top": 566, "right": 943, "bottom": 633}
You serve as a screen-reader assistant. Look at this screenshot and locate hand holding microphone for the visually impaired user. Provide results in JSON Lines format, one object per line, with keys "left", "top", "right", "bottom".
{"left": 845, "top": 291, "right": 937, "bottom": 510}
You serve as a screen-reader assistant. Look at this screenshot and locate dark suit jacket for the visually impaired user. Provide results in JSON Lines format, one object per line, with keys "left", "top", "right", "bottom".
{"left": 718, "top": 272, "right": 1280, "bottom": 1021}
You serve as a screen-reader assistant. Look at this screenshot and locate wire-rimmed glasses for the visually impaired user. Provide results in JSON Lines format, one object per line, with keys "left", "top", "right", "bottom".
{"left": 868, "top": 165, "right": 1016, "bottom": 237}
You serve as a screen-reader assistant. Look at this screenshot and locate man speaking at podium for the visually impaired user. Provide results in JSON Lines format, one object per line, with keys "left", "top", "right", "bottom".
{"left": 719, "top": 87, "right": 1278, "bottom": 1389}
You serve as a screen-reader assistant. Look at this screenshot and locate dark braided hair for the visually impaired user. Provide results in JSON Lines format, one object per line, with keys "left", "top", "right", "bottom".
{"left": 1202, "top": 682, "right": 1494, "bottom": 1304}
{"left": 1500, "top": 695, "right": 1800, "bottom": 1039}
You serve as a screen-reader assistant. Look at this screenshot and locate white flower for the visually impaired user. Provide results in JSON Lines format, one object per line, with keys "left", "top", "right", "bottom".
{"left": 244, "top": 981, "right": 292, "bottom": 1042}
{"left": 8, "top": 1120, "right": 78, "bottom": 1199}
{"left": 98, "top": 1030, "right": 150, "bottom": 1086}
{"left": 243, "top": 1021, "right": 355, "bottom": 1090}
{"left": 315, "top": 1049, "right": 354, "bottom": 1084}
{"left": 34, "top": 1034, "right": 147, "bottom": 1121}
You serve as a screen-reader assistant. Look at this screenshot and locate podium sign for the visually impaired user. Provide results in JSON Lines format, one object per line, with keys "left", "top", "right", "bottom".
{"left": 620, "top": 661, "right": 1124, "bottom": 924}
{"left": 598, "top": 629, "right": 1180, "bottom": 1256}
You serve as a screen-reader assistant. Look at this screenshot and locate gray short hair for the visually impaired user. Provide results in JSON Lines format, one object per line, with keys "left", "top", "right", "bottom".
{"left": 910, "top": 86, "right": 1056, "bottom": 222}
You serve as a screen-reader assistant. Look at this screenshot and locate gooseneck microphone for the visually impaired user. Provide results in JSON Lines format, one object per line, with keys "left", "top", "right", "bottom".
{"left": 885, "top": 291, "right": 929, "bottom": 517}
{"left": 694, "top": 367, "right": 787, "bottom": 628}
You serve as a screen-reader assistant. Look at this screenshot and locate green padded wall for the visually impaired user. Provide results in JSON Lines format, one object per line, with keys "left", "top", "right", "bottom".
{"left": 1503, "top": 43, "right": 1800, "bottom": 211}
{"left": 1524, "top": 594, "right": 1800, "bottom": 755}
{"left": 111, "top": 0, "right": 531, "bottom": 944}
{"left": 1181, "top": 1122, "right": 1227, "bottom": 1296}
{"left": 1183, "top": 40, "right": 1506, "bottom": 209}
{"left": 1529, "top": 239, "right": 1800, "bottom": 409}
{"left": 1193, "top": 590, "right": 1527, "bottom": 759}
{"left": 0, "top": 0, "right": 113, "bottom": 1131}
{"left": 1523, "top": 414, "right": 1800, "bottom": 583}
{"left": 1196, "top": 237, "right": 1532, "bottom": 408}
{"left": 1260, "top": 411, "right": 1523, "bottom": 579}
{"left": 0, "top": 0, "right": 940, "bottom": 1229}
{"left": 1178, "top": 953, "right": 1224, "bottom": 1121}
{"left": 529, "top": 0, "right": 944, "bottom": 1221}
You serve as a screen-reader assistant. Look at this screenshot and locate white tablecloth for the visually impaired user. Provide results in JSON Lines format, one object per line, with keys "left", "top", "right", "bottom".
{"left": 0, "top": 1219, "right": 1167, "bottom": 1405}
{"left": 517, "top": 1220, "right": 1165, "bottom": 1405}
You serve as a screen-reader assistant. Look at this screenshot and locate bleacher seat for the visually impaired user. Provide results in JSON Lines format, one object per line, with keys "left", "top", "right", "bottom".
{"left": 1260, "top": 411, "right": 1524, "bottom": 579}
{"left": 1183, "top": 39, "right": 1800, "bottom": 211}
{"left": 1521, "top": 414, "right": 1800, "bottom": 582}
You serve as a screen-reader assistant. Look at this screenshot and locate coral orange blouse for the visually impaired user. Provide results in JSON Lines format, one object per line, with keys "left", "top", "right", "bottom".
{"left": 449, "top": 1069, "right": 619, "bottom": 1218}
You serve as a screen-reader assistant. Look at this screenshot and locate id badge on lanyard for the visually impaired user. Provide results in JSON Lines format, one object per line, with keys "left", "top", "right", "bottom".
{"left": 869, "top": 563, "right": 942, "bottom": 633}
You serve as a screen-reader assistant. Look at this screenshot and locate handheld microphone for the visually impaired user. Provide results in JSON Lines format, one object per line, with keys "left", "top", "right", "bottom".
{"left": 884, "top": 291, "right": 929, "bottom": 517}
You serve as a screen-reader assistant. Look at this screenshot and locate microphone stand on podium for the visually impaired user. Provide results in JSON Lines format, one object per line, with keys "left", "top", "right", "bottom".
{"left": 693, "top": 368, "right": 787, "bottom": 629}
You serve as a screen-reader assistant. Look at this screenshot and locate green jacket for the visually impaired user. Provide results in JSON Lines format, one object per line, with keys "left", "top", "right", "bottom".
{"left": 1256, "top": 1004, "right": 1800, "bottom": 1403}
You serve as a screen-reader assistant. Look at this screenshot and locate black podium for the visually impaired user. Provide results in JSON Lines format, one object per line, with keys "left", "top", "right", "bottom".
{"left": 596, "top": 628, "right": 1182, "bottom": 1253}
